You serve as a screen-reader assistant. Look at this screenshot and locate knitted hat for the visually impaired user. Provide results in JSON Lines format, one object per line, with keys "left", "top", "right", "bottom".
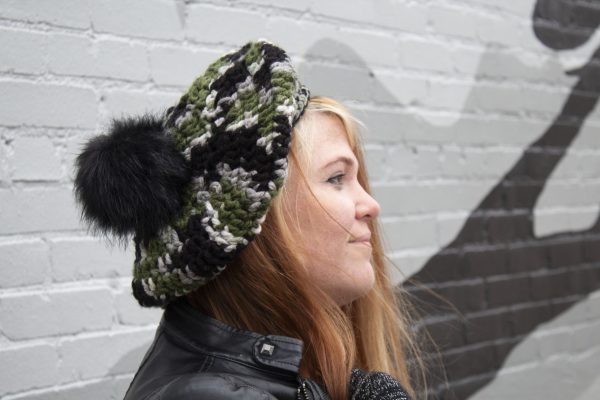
{"left": 74, "top": 39, "right": 310, "bottom": 307}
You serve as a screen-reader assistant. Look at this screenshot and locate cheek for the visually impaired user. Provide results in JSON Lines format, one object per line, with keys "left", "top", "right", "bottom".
{"left": 302, "top": 195, "right": 354, "bottom": 246}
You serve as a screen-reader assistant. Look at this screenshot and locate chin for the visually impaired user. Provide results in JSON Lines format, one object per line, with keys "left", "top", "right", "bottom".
{"left": 337, "top": 276, "right": 376, "bottom": 306}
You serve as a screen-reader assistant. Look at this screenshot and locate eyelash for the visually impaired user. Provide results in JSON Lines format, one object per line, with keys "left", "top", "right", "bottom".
{"left": 327, "top": 173, "right": 345, "bottom": 185}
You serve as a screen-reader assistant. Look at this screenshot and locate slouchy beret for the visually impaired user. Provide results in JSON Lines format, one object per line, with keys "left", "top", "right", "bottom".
{"left": 74, "top": 39, "right": 310, "bottom": 307}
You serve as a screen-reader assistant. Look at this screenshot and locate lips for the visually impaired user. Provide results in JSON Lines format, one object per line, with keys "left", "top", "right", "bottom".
{"left": 349, "top": 232, "right": 371, "bottom": 243}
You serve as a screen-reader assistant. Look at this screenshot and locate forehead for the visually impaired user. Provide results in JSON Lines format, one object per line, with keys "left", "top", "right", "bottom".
{"left": 306, "top": 113, "right": 355, "bottom": 165}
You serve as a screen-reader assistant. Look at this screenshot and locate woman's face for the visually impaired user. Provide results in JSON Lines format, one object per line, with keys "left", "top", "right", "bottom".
{"left": 283, "top": 112, "right": 381, "bottom": 306}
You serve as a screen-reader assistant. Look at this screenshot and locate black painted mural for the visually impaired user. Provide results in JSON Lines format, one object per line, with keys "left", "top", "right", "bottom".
{"left": 401, "top": 1, "right": 600, "bottom": 398}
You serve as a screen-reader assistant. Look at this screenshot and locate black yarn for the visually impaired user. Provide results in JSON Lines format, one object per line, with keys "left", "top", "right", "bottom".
{"left": 350, "top": 369, "right": 411, "bottom": 400}
{"left": 73, "top": 114, "right": 191, "bottom": 244}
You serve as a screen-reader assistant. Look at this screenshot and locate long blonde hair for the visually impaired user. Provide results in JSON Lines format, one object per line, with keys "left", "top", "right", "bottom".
{"left": 187, "top": 96, "right": 424, "bottom": 399}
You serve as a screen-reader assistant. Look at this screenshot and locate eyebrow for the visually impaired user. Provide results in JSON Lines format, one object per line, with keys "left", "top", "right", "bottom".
{"left": 321, "top": 155, "right": 358, "bottom": 170}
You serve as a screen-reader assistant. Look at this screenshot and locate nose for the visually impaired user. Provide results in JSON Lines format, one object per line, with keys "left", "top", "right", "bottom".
{"left": 356, "top": 186, "right": 381, "bottom": 220}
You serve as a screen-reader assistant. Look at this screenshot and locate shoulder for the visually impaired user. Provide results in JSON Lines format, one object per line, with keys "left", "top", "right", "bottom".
{"left": 151, "top": 373, "right": 278, "bottom": 400}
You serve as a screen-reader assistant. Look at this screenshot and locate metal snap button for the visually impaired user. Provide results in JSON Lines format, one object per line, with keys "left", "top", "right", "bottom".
{"left": 260, "top": 342, "right": 275, "bottom": 356}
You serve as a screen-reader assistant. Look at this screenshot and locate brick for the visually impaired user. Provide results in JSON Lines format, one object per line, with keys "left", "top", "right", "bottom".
{"left": 0, "top": 28, "right": 46, "bottom": 75}
{"left": 0, "top": 344, "right": 59, "bottom": 396}
{"left": 406, "top": 250, "right": 465, "bottom": 284}
{"left": 429, "top": 6, "right": 477, "bottom": 39}
{"left": 507, "top": 242, "right": 548, "bottom": 273}
{"left": 149, "top": 46, "right": 222, "bottom": 87}
{"left": 446, "top": 116, "right": 543, "bottom": 147}
{"left": 373, "top": 182, "right": 486, "bottom": 215}
{"left": 268, "top": 21, "right": 401, "bottom": 69}
{"left": 398, "top": 39, "right": 453, "bottom": 74}
{"left": 530, "top": 270, "right": 569, "bottom": 301}
{"left": 571, "top": 265, "right": 600, "bottom": 297}
{"left": 0, "top": 81, "right": 96, "bottom": 129}
{"left": 453, "top": 214, "right": 488, "bottom": 246}
{"left": 0, "top": 288, "right": 113, "bottom": 340}
{"left": 464, "top": 246, "right": 508, "bottom": 278}
{"left": 475, "top": 16, "right": 526, "bottom": 48}
{"left": 95, "top": 40, "right": 150, "bottom": 82}
{"left": 11, "top": 376, "right": 132, "bottom": 400}
{"left": 46, "top": 34, "right": 91, "bottom": 75}
{"left": 402, "top": 113, "right": 465, "bottom": 145}
{"left": 388, "top": 252, "right": 429, "bottom": 285}
{"left": 450, "top": 46, "right": 486, "bottom": 78}
{"left": 425, "top": 81, "right": 473, "bottom": 112}
{"left": 570, "top": 321, "right": 600, "bottom": 354}
{"left": 115, "top": 289, "right": 162, "bottom": 326}
{"left": 58, "top": 328, "right": 156, "bottom": 383}
{"left": 486, "top": 276, "right": 530, "bottom": 308}
{"left": 486, "top": 213, "right": 532, "bottom": 244}
{"left": 0, "top": 138, "right": 10, "bottom": 182}
{"left": 362, "top": 145, "right": 386, "bottom": 182}
{"left": 536, "top": 329, "right": 571, "bottom": 360}
{"left": 442, "top": 343, "right": 498, "bottom": 382}
{"left": 568, "top": 208, "right": 600, "bottom": 232}
{"left": 91, "top": 0, "right": 182, "bottom": 40}
{"left": 386, "top": 146, "right": 416, "bottom": 179}
{"left": 465, "top": 310, "right": 511, "bottom": 344}
{"left": 440, "top": 281, "right": 487, "bottom": 313}
{"left": 477, "top": 83, "right": 565, "bottom": 115}
{"left": 551, "top": 297, "right": 583, "bottom": 325}
{"left": 48, "top": 35, "right": 150, "bottom": 82}
{"left": 0, "top": 187, "right": 81, "bottom": 235}
{"left": 264, "top": 18, "right": 336, "bottom": 60}
{"left": 335, "top": 29, "right": 399, "bottom": 68}
{"left": 11, "top": 136, "right": 62, "bottom": 181}
{"left": 510, "top": 303, "right": 554, "bottom": 336}
{"left": 407, "top": 286, "right": 457, "bottom": 317}
{"left": 461, "top": 147, "right": 521, "bottom": 180}
{"left": 436, "top": 212, "right": 468, "bottom": 247}
{"left": 504, "top": 181, "right": 545, "bottom": 211}
{"left": 0, "top": 238, "right": 49, "bottom": 288}
{"left": 420, "top": 318, "right": 465, "bottom": 349}
{"left": 50, "top": 236, "right": 133, "bottom": 282}
{"left": 547, "top": 239, "right": 584, "bottom": 269}
{"left": 494, "top": 335, "right": 539, "bottom": 368}
{"left": 412, "top": 146, "right": 442, "bottom": 179}
{"left": 352, "top": 108, "right": 415, "bottom": 143}
{"left": 300, "top": 62, "right": 374, "bottom": 103}
{"left": 241, "top": 0, "right": 311, "bottom": 12}
{"left": 478, "top": 0, "right": 534, "bottom": 15}
{"left": 102, "top": 89, "right": 178, "bottom": 118}
{"left": 372, "top": 72, "right": 428, "bottom": 107}
{"left": 441, "top": 374, "right": 491, "bottom": 400}
{"left": 577, "top": 152, "right": 600, "bottom": 179}
{"left": 586, "top": 291, "right": 600, "bottom": 320}
{"left": 0, "top": 0, "right": 91, "bottom": 29}
{"left": 310, "top": 0, "right": 428, "bottom": 33}
{"left": 382, "top": 215, "right": 437, "bottom": 250}
{"left": 186, "top": 5, "right": 267, "bottom": 45}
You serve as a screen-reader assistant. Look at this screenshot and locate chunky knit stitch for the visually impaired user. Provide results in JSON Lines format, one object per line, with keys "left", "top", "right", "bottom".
{"left": 349, "top": 368, "right": 411, "bottom": 400}
{"left": 129, "top": 40, "right": 309, "bottom": 306}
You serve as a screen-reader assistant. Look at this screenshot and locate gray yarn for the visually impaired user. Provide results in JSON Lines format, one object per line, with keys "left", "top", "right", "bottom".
{"left": 350, "top": 368, "right": 411, "bottom": 400}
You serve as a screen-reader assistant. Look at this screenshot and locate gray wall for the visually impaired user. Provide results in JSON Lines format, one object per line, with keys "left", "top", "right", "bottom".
{"left": 1, "top": 0, "right": 599, "bottom": 399}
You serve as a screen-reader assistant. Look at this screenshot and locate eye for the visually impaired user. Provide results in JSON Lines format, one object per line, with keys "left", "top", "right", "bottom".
{"left": 327, "top": 173, "right": 345, "bottom": 185}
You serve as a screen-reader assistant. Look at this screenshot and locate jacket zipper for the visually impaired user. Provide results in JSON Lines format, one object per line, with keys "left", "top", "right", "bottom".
{"left": 297, "top": 379, "right": 311, "bottom": 400}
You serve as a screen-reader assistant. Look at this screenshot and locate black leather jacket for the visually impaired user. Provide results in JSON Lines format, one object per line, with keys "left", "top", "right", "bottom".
{"left": 123, "top": 298, "right": 330, "bottom": 400}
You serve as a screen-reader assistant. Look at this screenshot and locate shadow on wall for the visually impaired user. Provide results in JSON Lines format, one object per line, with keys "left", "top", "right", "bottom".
{"left": 101, "top": 1, "right": 600, "bottom": 398}
{"left": 403, "top": 1, "right": 600, "bottom": 398}
{"left": 299, "top": 0, "right": 600, "bottom": 399}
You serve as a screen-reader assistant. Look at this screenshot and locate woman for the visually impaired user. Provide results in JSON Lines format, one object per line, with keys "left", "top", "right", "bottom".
{"left": 74, "top": 40, "right": 422, "bottom": 400}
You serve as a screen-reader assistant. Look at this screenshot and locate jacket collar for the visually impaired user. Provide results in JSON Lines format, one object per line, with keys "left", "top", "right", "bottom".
{"left": 162, "top": 298, "right": 304, "bottom": 376}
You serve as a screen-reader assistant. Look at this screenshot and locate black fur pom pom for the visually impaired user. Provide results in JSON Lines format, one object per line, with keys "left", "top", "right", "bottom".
{"left": 73, "top": 114, "right": 190, "bottom": 244}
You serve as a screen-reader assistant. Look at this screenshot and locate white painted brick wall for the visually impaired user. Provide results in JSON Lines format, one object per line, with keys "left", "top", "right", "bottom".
{"left": 1, "top": 0, "right": 599, "bottom": 399}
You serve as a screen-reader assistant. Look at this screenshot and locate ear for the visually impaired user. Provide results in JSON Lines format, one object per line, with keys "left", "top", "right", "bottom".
{"left": 73, "top": 114, "right": 190, "bottom": 243}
